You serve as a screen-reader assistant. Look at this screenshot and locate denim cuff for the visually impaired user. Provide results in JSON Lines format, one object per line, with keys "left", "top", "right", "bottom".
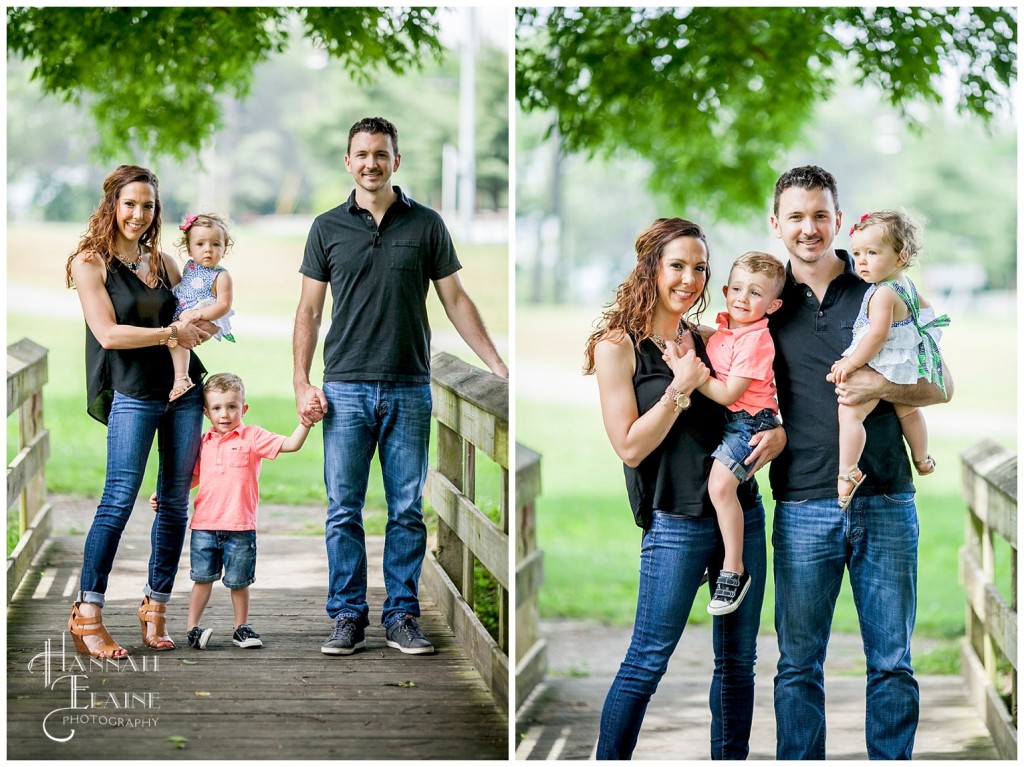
{"left": 77, "top": 590, "right": 105, "bottom": 608}
{"left": 143, "top": 584, "right": 172, "bottom": 603}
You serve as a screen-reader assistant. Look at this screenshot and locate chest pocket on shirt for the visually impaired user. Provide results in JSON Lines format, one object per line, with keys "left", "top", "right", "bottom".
{"left": 390, "top": 241, "right": 421, "bottom": 271}
{"left": 227, "top": 445, "right": 251, "bottom": 467}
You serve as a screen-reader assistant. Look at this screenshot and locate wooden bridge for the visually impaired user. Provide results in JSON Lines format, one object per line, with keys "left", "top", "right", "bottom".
{"left": 515, "top": 441, "right": 1017, "bottom": 760}
{"left": 7, "top": 342, "right": 510, "bottom": 760}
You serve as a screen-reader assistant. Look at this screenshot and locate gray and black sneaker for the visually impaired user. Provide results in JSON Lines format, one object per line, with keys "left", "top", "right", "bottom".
{"left": 187, "top": 625, "right": 213, "bottom": 650}
{"left": 385, "top": 615, "right": 434, "bottom": 655}
{"left": 321, "top": 616, "right": 366, "bottom": 656}
{"left": 707, "top": 570, "right": 752, "bottom": 616}
{"left": 232, "top": 623, "right": 263, "bottom": 648}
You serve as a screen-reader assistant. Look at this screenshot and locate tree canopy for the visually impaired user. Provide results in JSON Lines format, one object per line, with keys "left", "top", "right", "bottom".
{"left": 515, "top": 6, "right": 1017, "bottom": 222}
{"left": 7, "top": 6, "right": 444, "bottom": 160}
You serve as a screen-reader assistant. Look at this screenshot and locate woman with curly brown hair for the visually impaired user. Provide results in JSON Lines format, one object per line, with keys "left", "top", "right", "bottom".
{"left": 65, "top": 165, "right": 213, "bottom": 658}
{"left": 585, "top": 217, "right": 785, "bottom": 759}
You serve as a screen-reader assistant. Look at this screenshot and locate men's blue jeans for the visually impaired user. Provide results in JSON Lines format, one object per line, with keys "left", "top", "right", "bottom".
{"left": 321, "top": 381, "right": 432, "bottom": 629}
{"left": 79, "top": 388, "right": 204, "bottom": 606}
{"left": 597, "top": 502, "right": 767, "bottom": 760}
{"left": 773, "top": 492, "right": 919, "bottom": 760}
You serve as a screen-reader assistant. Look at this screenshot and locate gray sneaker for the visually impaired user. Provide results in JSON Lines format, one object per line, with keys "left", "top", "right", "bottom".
{"left": 385, "top": 615, "right": 434, "bottom": 655}
{"left": 321, "top": 616, "right": 366, "bottom": 656}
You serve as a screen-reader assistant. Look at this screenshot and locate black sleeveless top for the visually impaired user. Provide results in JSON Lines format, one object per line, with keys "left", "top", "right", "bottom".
{"left": 85, "top": 259, "right": 206, "bottom": 424}
{"left": 624, "top": 332, "right": 759, "bottom": 530}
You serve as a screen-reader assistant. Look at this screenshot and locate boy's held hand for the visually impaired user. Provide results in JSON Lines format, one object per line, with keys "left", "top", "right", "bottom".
{"left": 149, "top": 492, "right": 158, "bottom": 512}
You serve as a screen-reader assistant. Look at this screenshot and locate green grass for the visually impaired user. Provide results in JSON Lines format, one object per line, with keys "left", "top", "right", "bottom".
{"left": 515, "top": 302, "right": 1016, "bottom": 675}
{"left": 6, "top": 220, "right": 507, "bottom": 551}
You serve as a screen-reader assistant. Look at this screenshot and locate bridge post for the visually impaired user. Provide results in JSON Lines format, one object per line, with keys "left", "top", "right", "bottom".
{"left": 6, "top": 338, "right": 52, "bottom": 604}
{"left": 960, "top": 439, "right": 1017, "bottom": 759}
{"left": 515, "top": 442, "right": 545, "bottom": 708}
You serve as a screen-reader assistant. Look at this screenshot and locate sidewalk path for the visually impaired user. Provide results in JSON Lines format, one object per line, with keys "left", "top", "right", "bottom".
{"left": 516, "top": 619, "right": 997, "bottom": 760}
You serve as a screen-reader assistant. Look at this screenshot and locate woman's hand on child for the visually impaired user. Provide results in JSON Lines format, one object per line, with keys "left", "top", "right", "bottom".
{"left": 662, "top": 340, "right": 710, "bottom": 392}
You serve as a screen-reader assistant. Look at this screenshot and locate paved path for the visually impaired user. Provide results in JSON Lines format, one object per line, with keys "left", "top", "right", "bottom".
{"left": 7, "top": 498, "right": 508, "bottom": 760}
{"left": 515, "top": 619, "right": 997, "bottom": 760}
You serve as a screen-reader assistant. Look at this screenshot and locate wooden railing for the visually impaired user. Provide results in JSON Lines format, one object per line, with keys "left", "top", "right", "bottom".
{"left": 7, "top": 339, "right": 52, "bottom": 603}
{"left": 515, "top": 442, "right": 545, "bottom": 708}
{"left": 422, "top": 351, "right": 509, "bottom": 715}
{"left": 960, "top": 440, "right": 1017, "bottom": 760}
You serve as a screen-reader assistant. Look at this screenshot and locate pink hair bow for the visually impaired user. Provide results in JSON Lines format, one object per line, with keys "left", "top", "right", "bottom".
{"left": 848, "top": 212, "right": 870, "bottom": 237}
{"left": 179, "top": 213, "right": 198, "bottom": 231}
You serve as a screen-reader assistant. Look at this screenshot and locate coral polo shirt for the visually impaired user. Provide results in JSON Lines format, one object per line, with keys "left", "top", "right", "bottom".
{"left": 705, "top": 312, "right": 779, "bottom": 416}
{"left": 189, "top": 423, "right": 286, "bottom": 531}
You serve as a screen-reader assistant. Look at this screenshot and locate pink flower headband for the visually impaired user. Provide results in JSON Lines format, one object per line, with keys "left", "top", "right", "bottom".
{"left": 179, "top": 213, "right": 198, "bottom": 232}
{"left": 848, "top": 212, "right": 870, "bottom": 237}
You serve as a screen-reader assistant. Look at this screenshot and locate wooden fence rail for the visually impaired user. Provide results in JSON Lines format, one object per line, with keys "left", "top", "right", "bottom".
{"left": 515, "top": 442, "right": 545, "bottom": 709}
{"left": 960, "top": 439, "right": 1017, "bottom": 760}
{"left": 422, "top": 351, "right": 510, "bottom": 715}
{"left": 6, "top": 339, "right": 52, "bottom": 604}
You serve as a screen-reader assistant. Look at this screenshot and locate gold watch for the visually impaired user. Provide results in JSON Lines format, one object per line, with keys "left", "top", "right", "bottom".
{"left": 661, "top": 385, "right": 691, "bottom": 413}
{"left": 164, "top": 325, "right": 178, "bottom": 349}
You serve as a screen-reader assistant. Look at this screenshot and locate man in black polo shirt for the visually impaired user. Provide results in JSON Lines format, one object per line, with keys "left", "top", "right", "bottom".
{"left": 760, "top": 166, "right": 951, "bottom": 759}
{"left": 293, "top": 116, "right": 508, "bottom": 657}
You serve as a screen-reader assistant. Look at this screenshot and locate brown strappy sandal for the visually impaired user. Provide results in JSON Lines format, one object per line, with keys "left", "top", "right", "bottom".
{"left": 67, "top": 603, "right": 128, "bottom": 659}
{"left": 137, "top": 596, "right": 175, "bottom": 651}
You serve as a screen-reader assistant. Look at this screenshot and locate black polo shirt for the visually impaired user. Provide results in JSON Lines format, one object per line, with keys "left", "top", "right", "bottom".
{"left": 767, "top": 250, "right": 915, "bottom": 501}
{"left": 300, "top": 187, "right": 461, "bottom": 383}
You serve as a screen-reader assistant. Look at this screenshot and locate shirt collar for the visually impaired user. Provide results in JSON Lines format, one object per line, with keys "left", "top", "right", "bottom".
{"left": 714, "top": 311, "right": 770, "bottom": 336}
{"left": 202, "top": 421, "right": 245, "bottom": 442}
{"left": 345, "top": 186, "right": 411, "bottom": 214}
{"left": 783, "top": 249, "right": 859, "bottom": 296}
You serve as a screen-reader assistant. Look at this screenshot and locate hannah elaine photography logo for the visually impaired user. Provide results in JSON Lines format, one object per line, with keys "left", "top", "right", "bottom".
{"left": 27, "top": 633, "right": 162, "bottom": 743}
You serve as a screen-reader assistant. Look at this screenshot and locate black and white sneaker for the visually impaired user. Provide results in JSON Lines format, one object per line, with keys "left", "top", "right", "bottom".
{"left": 321, "top": 616, "right": 366, "bottom": 656}
{"left": 707, "top": 570, "right": 752, "bottom": 616}
{"left": 385, "top": 615, "right": 434, "bottom": 655}
{"left": 186, "top": 625, "right": 213, "bottom": 650}
{"left": 232, "top": 623, "right": 263, "bottom": 648}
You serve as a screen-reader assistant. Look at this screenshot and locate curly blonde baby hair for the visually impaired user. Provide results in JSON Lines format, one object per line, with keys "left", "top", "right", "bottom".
{"left": 174, "top": 212, "right": 234, "bottom": 255}
{"left": 849, "top": 209, "right": 923, "bottom": 268}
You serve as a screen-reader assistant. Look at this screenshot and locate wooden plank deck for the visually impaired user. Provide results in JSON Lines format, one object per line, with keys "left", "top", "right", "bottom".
{"left": 7, "top": 533, "right": 509, "bottom": 760}
{"left": 516, "top": 619, "right": 999, "bottom": 760}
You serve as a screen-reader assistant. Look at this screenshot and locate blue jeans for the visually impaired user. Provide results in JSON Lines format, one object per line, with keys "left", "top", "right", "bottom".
{"left": 189, "top": 530, "right": 258, "bottom": 589}
{"left": 773, "top": 493, "right": 919, "bottom": 759}
{"left": 79, "top": 388, "right": 204, "bottom": 606}
{"left": 321, "top": 381, "right": 432, "bottom": 629}
{"left": 597, "top": 501, "right": 767, "bottom": 760}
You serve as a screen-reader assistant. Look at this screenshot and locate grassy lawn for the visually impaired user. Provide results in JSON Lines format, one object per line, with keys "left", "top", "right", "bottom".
{"left": 7, "top": 221, "right": 507, "bottom": 547}
{"left": 516, "top": 302, "right": 1016, "bottom": 674}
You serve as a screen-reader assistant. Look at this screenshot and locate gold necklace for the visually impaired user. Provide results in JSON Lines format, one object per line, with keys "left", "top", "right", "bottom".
{"left": 115, "top": 249, "right": 142, "bottom": 273}
{"left": 650, "top": 322, "right": 688, "bottom": 350}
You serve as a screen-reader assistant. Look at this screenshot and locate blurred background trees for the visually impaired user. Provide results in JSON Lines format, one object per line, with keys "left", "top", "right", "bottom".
{"left": 515, "top": 6, "right": 1017, "bottom": 299}
{"left": 7, "top": 6, "right": 509, "bottom": 229}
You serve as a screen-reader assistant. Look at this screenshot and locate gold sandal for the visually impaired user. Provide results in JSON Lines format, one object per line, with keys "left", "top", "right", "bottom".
{"left": 838, "top": 465, "right": 867, "bottom": 510}
{"left": 137, "top": 596, "right": 175, "bottom": 651}
{"left": 914, "top": 455, "right": 936, "bottom": 476}
{"left": 68, "top": 603, "right": 128, "bottom": 659}
{"left": 168, "top": 376, "right": 194, "bottom": 403}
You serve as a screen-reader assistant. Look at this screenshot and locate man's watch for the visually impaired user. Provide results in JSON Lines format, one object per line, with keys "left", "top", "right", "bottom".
{"left": 661, "top": 385, "right": 691, "bottom": 413}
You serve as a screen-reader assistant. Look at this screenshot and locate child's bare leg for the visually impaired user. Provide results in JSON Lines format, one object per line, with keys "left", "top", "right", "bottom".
{"left": 837, "top": 400, "right": 877, "bottom": 497}
{"left": 895, "top": 404, "right": 933, "bottom": 472}
{"left": 231, "top": 586, "right": 250, "bottom": 629}
{"left": 708, "top": 460, "right": 744, "bottom": 573}
{"left": 188, "top": 582, "right": 213, "bottom": 629}
{"left": 168, "top": 346, "right": 193, "bottom": 399}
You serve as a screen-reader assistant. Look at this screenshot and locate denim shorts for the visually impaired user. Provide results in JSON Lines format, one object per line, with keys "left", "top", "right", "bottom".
{"left": 189, "top": 529, "right": 257, "bottom": 589}
{"left": 711, "top": 407, "right": 779, "bottom": 482}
